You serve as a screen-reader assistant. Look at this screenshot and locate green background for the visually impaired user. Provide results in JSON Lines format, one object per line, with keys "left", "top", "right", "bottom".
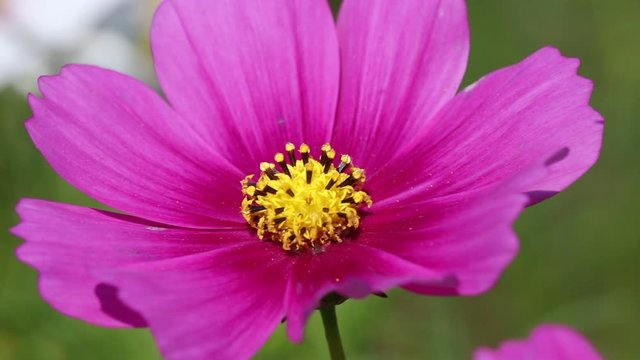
{"left": 1, "top": 0, "right": 638, "bottom": 358}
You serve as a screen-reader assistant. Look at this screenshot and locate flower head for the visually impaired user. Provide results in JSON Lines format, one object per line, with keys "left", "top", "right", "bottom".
{"left": 474, "top": 324, "right": 604, "bottom": 360}
{"left": 240, "top": 143, "right": 372, "bottom": 250}
{"left": 12, "top": 0, "right": 603, "bottom": 359}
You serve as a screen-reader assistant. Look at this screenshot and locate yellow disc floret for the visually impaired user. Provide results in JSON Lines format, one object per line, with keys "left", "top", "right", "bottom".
{"left": 241, "top": 143, "right": 372, "bottom": 251}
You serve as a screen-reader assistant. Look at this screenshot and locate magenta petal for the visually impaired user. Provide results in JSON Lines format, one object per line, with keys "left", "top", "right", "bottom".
{"left": 332, "top": 0, "right": 469, "bottom": 169}
{"left": 152, "top": 0, "right": 339, "bottom": 168}
{"left": 370, "top": 47, "right": 603, "bottom": 204}
{"left": 360, "top": 164, "right": 549, "bottom": 296}
{"left": 474, "top": 324, "right": 603, "bottom": 360}
{"left": 107, "top": 242, "right": 290, "bottom": 360}
{"left": 284, "top": 243, "right": 444, "bottom": 342}
{"left": 12, "top": 199, "right": 248, "bottom": 328}
{"left": 28, "top": 65, "right": 245, "bottom": 228}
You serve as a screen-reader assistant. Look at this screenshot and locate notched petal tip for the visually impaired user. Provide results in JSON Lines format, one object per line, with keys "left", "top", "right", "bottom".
{"left": 531, "top": 46, "right": 582, "bottom": 77}
{"left": 537, "top": 45, "right": 563, "bottom": 58}
{"left": 35, "top": 73, "right": 57, "bottom": 91}
{"left": 535, "top": 46, "right": 600, "bottom": 103}
{"left": 26, "top": 93, "right": 44, "bottom": 112}
{"left": 25, "top": 92, "right": 39, "bottom": 103}
{"left": 35, "top": 65, "right": 75, "bottom": 94}
{"left": 10, "top": 198, "right": 38, "bottom": 238}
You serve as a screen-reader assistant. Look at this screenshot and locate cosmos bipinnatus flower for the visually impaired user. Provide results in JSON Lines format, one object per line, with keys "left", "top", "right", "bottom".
{"left": 474, "top": 324, "right": 604, "bottom": 360}
{"left": 12, "top": 0, "right": 603, "bottom": 359}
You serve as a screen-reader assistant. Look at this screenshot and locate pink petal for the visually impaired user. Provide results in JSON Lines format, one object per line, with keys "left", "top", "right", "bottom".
{"left": 284, "top": 242, "right": 445, "bottom": 342}
{"left": 360, "top": 164, "right": 549, "bottom": 296}
{"left": 332, "top": 0, "right": 469, "bottom": 169}
{"left": 28, "top": 65, "right": 245, "bottom": 228}
{"left": 370, "top": 47, "right": 603, "bottom": 205}
{"left": 151, "top": 0, "right": 339, "bottom": 169}
{"left": 474, "top": 324, "right": 603, "bottom": 360}
{"left": 106, "top": 242, "right": 290, "bottom": 360}
{"left": 12, "top": 199, "right": 249, "bottom": 328}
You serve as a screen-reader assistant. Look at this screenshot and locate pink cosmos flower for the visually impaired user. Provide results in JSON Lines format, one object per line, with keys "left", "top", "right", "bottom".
{"left": 474, "top": 324, "right": 604, "bottom": 360}
{"left": 12, "top": 0, "right": 603, "bottom": 359}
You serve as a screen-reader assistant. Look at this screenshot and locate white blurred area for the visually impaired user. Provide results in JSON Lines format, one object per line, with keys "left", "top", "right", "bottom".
{"left": 0, "top": 0, "right": 159, "bottom": 92}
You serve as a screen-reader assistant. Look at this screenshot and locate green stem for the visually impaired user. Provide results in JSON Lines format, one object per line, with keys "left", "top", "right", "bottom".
{"left": 320, "top": 303, "right": 346, "bottom": 360}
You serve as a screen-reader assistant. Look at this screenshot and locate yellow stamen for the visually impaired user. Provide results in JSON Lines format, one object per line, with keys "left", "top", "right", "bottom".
{"left": 241, "top": 143, "right": 372, "bottom": 251}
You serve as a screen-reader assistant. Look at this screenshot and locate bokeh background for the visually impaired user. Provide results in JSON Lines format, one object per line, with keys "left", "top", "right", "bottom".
{"left": 1, "top": 0, "right": 638, "bottom": 358}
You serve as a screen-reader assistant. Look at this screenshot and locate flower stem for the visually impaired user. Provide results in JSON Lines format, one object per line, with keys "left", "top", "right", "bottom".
{"left": 320, "top": 303, "right": 346, "bottom": 360}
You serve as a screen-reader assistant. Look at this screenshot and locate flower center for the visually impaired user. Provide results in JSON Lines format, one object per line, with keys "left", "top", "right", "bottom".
{"left": 241, "top": 143, "right": 372, "bottom": 251}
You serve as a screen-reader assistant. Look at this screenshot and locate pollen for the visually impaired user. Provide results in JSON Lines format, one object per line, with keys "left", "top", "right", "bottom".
{"left": 241, "top": 143, "right": 372, "bottom": 251}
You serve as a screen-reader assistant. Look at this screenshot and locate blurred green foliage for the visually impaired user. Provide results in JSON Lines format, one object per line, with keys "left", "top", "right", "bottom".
{"left": 1, "top": 0, "right": 638, "bottom": 359}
